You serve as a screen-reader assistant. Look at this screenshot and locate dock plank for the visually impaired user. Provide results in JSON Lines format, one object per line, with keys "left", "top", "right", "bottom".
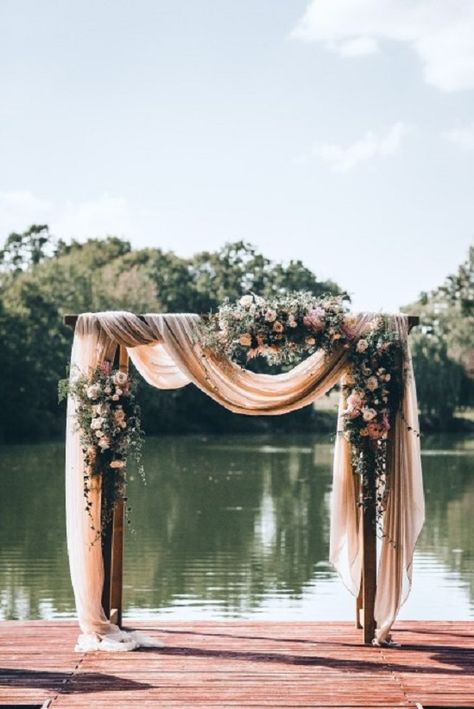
{"left": 0, "top": 621, "right": 473, "bottom": 707}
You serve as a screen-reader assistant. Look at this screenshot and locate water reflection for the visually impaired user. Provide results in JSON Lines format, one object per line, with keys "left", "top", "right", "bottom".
{"left": 0, "top": 433, "right": 472, "bottom": 621}
{"left": 124, "top": 436, "right": 334, "bottom": 617}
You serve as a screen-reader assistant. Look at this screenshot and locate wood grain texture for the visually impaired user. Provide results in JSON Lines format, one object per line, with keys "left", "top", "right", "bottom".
{"left": 1, "top": 620, "right": 472, "bottom": 708}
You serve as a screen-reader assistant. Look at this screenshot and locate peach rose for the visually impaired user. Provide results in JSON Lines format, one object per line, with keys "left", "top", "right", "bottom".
{"left": 239, "top": 333, "right": 252, "bottom": 347}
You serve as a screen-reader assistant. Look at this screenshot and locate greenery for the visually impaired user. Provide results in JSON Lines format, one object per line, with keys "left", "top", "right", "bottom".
{"left": 202, "top": 292, "right": 350, "bottom": 366}
{"left": 59, "top": 363, "right": 144, "bottom": 532}
{"left": 0, "top": 225, "right": 472, "bottom": 442}
{"left": 404, "top": 246, "right": 474, "bottom": 430}
{"left": 0, "top": 226, "right": 343, "bottom": 443}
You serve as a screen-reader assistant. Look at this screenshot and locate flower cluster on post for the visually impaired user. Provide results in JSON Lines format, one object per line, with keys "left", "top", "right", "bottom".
{"left": 59, "top": 361, "right": 144, "bottom": 532}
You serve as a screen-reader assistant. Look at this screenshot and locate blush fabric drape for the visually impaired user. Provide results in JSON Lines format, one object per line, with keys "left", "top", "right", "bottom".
{"left": 66, "top": 311, "right": 424, "bottom": 650}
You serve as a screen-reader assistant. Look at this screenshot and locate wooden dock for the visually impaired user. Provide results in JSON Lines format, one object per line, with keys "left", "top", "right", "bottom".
{"left": 1, "top": 621, "right": 473, "bottom": 707}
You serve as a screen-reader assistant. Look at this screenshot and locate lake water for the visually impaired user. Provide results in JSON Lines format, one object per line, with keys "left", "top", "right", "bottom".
{"left": 0, "top": 433, "right": 473, "bottom": 622}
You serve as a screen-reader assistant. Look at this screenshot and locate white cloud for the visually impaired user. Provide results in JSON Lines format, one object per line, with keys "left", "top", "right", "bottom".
{"left": 291, "top": 0, "right": 474, "bottom": 91}
{"left": 445, "top": 123, "right": 474, "bottom": 150}
{"left": 309, "top": 122, "right": 408, "bottom": 173}
{"left": 0, "top": 191, "right": 154, "bottom": 242}
{"left": 338, "top": 36, "right": 378, "bottom": 57}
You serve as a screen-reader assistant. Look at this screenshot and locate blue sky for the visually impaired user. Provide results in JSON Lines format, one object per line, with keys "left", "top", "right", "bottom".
{"left": 1, "top": 0, "right": 473, "bottom": 311}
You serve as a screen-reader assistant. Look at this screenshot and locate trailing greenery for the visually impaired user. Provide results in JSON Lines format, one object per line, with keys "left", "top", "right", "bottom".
{"left": 59, "top": 363, "right": 144, "bottom": 535}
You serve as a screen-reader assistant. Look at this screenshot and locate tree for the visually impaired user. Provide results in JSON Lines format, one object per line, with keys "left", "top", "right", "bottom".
{"left": 405, "top": 245, "right": 474, "bottom": 427}
{"left": 0, "top": 225, "right": 53, "bottom": 275}
{"left": 0, "top": 229, "right": 345, "bottom": 442}
{"left": 411, "top": 334, "right": 465, "bottom": 429}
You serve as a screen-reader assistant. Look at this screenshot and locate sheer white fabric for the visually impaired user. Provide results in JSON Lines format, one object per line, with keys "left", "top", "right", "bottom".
{"left": 65, "top": 311, "right": 424, "bottom": 650}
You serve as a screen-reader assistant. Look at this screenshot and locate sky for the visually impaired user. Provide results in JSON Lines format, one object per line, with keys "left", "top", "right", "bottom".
{"left": 1, "top": 0, "right": 473, "bottom": 312}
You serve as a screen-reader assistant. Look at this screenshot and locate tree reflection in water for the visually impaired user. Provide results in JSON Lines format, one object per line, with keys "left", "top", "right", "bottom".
{"left": 0, "top": 433, "right": 472, "bottom": 620}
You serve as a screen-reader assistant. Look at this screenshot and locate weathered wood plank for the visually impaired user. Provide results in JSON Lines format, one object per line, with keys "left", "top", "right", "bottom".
{"left": 0, "top": 621, "right": 472, "bottom": 708}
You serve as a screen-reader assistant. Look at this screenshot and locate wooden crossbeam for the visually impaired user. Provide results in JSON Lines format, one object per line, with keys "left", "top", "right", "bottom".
{"left": 64, "top": 313, "right": 420, "bottom": 331}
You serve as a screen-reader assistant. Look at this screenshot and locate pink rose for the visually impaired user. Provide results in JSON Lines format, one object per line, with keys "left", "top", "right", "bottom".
{"left": 110, "top": 459, "right": 126, "bottom": 469}
{"left": 303, "top": 307, "right": 325, "bottom": 332}
{"left": 344, "top": 407, "right": 361, "bottom": 419}
{"left": 366, "top": 422, "right": 386, "bottom": 440}
{"left": 342, "top": 317, "right": 356, "bottom": 339}
{"left": 265, "top": 310, "right": 277, "bottom": 323}
{"left": 346, "top": 392, "right": 364, "bottom": 410}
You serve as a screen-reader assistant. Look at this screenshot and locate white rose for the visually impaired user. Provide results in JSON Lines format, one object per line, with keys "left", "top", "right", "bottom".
{"left": 356, "top": 339, "right": 369, "bottom": 353}
{"left": 239, "top": 295, "right": 253, "bottom": 308}
{"left": 264, "top": 309, "right": 277, "bottom": 323}
{"left": 86, "top": 384, "right": 100, "bottom": 400}
{"left": 384, "top": 373, "right": 391, "bottom": 382}
{"left": 98, "top": 436, "right": 110, "bottom": 450}
{"left": 90, "top": 417, "right": 104, "bottom": 430}
{"left": 366, "top": 376, "right": 378, "bottom": 391}
{"left": 114, "top": 371, "right": 128, "bottom": 387}
{"left": 362, "top": 408, "right": 377, "bottom": 421}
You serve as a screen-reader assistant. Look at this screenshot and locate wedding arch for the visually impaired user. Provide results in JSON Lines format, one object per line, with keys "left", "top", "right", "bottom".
{"left": 64, "top": 308, "right": 423, "bottom": 652}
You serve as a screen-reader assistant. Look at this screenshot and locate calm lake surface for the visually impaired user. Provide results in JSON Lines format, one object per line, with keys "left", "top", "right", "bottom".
{"left": 1, "top": 433, "right": 473, "bottom": 621}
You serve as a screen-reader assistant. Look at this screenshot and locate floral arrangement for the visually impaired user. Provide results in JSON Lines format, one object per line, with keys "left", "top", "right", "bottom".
{"left": 341, "top": 318, "right": 404, "bottom": 522}
{"left": 59, "top": 362, "right": 144, "bottom": 534}
{"left": 201, "top": 291, "right": 351, "bottom": 367}
{"left": 201, "top": 292, "right": 405, "bottom": 520}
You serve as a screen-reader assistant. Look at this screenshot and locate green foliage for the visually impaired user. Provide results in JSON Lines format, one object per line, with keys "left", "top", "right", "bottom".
{"left": 405, "top": 246, "right": 474, "bottom": 427}
{"left": 201, "top": 292, "right": 350, "bottom": 366}
{"left": 1, "top": 223, "right": 470, "bottom": 441}
{"left": 0, "top": 224, "right": 52, "bottom": 274}
{"left": 411, "top": 335, "right": 466, "bottom": 428}
{"left": 0, "top": 227, "right": 343, "bottom": 442}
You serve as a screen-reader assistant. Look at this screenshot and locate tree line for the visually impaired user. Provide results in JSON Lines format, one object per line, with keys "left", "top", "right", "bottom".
{"left": 0, "top": 225, "right": 472, "bottom": 442}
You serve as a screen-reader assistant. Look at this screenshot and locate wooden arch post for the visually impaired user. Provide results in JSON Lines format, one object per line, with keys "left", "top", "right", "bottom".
{"left": 102, "top": 343, "right": 128, "bottom": 627}
{"left": 356, "top": 314, "right": 420, "bottom": 643}
{"left": 64, "top": 312, "right": 419, "bottom": 641}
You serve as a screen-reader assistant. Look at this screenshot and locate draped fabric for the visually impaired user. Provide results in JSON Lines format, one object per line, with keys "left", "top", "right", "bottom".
{"left": 66, "top": 311, "right": 424, "bottom": 650}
